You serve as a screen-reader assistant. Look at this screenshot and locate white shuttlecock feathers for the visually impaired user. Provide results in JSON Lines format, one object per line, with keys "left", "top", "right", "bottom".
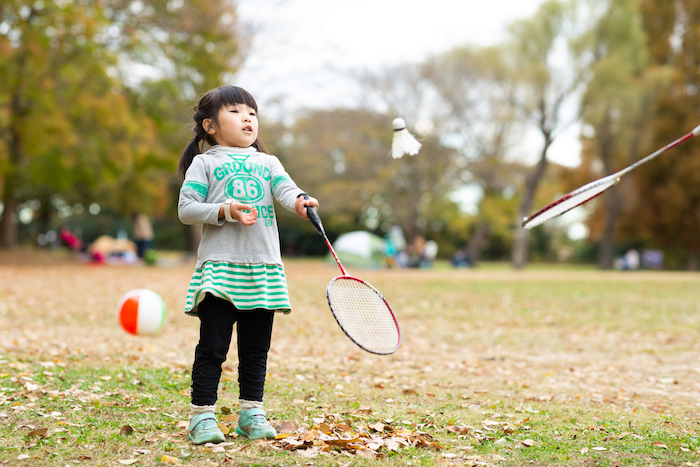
{"left": 391, "top": 118, "right": 421, "bottom": 159}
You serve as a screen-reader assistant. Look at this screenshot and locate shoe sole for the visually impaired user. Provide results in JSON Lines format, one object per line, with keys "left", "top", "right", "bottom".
{"left": 188, "top": 432, "right": 226, "bottom": 444}
{"left": 235, "top": 426, "right": 276, "bottom": 440}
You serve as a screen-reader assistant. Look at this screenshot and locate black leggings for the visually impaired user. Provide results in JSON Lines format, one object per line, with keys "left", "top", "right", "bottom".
{"left": 191, "top": 294, "right": 275, "bottom": 406}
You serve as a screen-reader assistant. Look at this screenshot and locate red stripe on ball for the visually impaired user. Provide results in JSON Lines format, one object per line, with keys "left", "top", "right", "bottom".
{"left": 120, "top": 296, "right": 139, "bottom": 335}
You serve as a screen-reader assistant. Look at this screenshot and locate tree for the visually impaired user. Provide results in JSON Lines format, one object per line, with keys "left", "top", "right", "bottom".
{"left": 356, "top": 64, "right": 465, "bottom": 242}
{"left": 269, "top": 108, "right": 461, "bottom": 248}
{"left": 577, "top": 0, "right": 672, "bottom": 269}
{"left": 622, "top": 0, "right": 700, "bottom": 269}
{"left": 507, "top": 0, "right": 600, "bottom": 269}
{"left": 422, "top": 45, "right": 525, "bottom": 262}
{"left": 0, "top": 0, "right": 246, "bottom": 247}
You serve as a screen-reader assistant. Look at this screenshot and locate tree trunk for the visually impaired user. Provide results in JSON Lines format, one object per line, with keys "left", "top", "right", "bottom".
{"left": 1, "top": 51, "right": 29, "bottom": 249}
{"left": 595, "top": 113, "right": 617, "bottom": 269}
{"left": 0, "top": 196, "right": 17, "bottom": 248}
{"left": 597, "top": 190, "right": 622, "bottom": 269}
{"left": 467, "top": 223, "right": 491, "bottom": 264}
{"left": 512, "top": 136, "right": 552, "bottom": 269}
{"left": 511, "top": 226, "right": 529, "bottom": 269}
{"left": 596, "top": 107, "right": 646, "bottom": 269}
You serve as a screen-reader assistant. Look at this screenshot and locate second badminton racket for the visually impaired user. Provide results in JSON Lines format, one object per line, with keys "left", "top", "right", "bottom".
{"left": 522, "top": 124, "right": 700, "bottom": 229}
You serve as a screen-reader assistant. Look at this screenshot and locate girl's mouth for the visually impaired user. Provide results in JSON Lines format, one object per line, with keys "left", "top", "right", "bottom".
{"left": 243, "top": 125, "right": 253, "bottom": 132}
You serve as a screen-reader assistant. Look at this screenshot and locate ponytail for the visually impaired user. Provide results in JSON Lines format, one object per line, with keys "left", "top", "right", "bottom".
{"left": 177, "top": 133, "right": 202, "bottom": 179}
{"left": 178, "top": 116, "right": 214, "bottom": 178}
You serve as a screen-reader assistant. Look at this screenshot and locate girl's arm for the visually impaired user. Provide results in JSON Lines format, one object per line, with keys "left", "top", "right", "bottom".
{"left": 269, "top": 156, "right": 318, "bottom": 218}
{"left": 178, "top": 156, "right": 229, "bottom": 226}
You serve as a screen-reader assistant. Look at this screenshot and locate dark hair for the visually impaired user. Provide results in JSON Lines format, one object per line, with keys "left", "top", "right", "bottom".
{"left": 177, "top": 85, "right": 269, "bottom": 178}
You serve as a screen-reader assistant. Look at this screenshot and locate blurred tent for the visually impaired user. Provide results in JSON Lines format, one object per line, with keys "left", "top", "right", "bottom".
{"left": 328, "top": 231, "right": 387, "bottom": 269}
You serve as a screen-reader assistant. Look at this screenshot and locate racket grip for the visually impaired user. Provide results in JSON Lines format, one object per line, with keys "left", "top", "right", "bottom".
{"left": 301, "top": 193, "right": 324, "bottom": 234}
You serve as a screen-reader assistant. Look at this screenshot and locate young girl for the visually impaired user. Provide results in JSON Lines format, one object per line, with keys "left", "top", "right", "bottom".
{"left": 177, "top": 85, "right": 318, "bottom": 444}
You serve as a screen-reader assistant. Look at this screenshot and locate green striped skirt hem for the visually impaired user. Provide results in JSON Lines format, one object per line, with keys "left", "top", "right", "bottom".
{"left": 184, "top": 261, "right": 292, "bottom": 315}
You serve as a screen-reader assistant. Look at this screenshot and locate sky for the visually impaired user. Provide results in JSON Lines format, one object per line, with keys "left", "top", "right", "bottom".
{"left": 234, "top": 0, "right": 582, "bottom": 168}
{"left": 235, "top": 0, "right": 546, "bottom": 110}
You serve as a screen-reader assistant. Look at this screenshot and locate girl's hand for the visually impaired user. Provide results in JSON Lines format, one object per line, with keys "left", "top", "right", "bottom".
{"left": 236, "top": 207, "right": 258, "bottom": 225}
{"left": 295, "top": 195, "right": 319, "bottom": 220}
{"left": 221, "top": 201, "right": 258, "bottom": 225}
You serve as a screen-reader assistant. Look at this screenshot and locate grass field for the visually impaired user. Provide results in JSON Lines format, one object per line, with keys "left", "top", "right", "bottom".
{"left": 2, "top": 250, "right": 700, "bottom": 466}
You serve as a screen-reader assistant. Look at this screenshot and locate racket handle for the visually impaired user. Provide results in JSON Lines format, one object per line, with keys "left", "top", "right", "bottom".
{"left": 301, "top": 193, "right": 324, "bottom": 234}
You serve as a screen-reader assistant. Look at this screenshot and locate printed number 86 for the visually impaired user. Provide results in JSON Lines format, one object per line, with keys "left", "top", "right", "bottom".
{"left": 232, "top": 179, "right": 259, "bottom": 198}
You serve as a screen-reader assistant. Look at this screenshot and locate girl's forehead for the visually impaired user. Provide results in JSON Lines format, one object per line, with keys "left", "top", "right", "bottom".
{"left": 222, "top": 102, "right": 254, "bottom": 110}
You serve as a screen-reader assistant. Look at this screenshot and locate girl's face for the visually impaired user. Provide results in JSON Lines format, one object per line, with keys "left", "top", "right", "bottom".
{"left": 205, "top": 103, "right": 259, "bottom": 148}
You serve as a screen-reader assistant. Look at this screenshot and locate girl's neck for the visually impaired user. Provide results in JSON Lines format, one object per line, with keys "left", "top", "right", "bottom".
{"left": 211, "top": 144, "right": 254, "bottom": 151}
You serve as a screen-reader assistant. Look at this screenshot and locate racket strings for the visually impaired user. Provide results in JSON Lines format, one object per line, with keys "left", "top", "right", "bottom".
{"left": 327, "top": 278, "right": 400, "bottom": 354}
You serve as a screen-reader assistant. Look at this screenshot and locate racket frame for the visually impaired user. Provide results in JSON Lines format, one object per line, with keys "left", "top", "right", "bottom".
{"left": 302, "top": 195, "right": 401, "bottom": 354}
{"left": 522, "top": 124, "right": 700, "bottom": 229}
{"left": 326, "top": 275, "right": 401, "bottom": 355}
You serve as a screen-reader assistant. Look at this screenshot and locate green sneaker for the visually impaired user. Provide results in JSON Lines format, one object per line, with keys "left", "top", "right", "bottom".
{"left": 235, "top": 408, "right": 277, "bottom": 440}
{"left": 187, "top": 413, "right": 226, "bottom": 444}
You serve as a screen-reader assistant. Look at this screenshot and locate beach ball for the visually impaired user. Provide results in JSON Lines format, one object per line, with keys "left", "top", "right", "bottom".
{"left": 118, "top": 289, "right": 166, "bottom": 335}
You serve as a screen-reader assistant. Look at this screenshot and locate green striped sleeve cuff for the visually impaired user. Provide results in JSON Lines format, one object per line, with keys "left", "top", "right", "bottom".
{"left": 181, "top": 181, "right": 209, "bottom": 198}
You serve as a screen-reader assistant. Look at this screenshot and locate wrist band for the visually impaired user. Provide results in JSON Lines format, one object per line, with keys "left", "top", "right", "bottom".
{"left": 223, "top": 199, "right": 237, "bottom": 222}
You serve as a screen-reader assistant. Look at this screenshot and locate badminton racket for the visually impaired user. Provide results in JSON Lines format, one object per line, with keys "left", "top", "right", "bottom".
{"left": 302, "top": 195, "right": 401, "bottom": 355}
{"left": 522, "top": 124, "right": 700, "bottom": 229}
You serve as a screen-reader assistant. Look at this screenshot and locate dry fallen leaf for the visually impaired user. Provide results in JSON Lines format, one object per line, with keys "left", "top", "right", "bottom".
{"left": 368, "top": 422, "right": 385, "bottom": 432}
{"left": 446, "top": 425, "right": 470, "bottom": 435}
{"left": 217, "top": 423, "right": 230, "bottom": 435}
{"left": 651, "top": 442, "right": 668, "bottom": 449}
{"left": 119, "top": 425, "right": 133, "bottom": 435}
{"left": 521, "top": 439, "right": 536, "bottom": 447}
{"left": 117, "top": 460, "right": 138, "bottom": 465}
{"left": 28, "top": 427, "right": 48, "bottom": 438}
{"left": 275, "top": 421, "right": 298, "bottom": 434}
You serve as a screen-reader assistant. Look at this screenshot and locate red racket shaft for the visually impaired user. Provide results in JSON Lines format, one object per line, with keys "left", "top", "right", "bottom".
{"left": 302, "top": 194, "right": 347, "bottom": 276}
{"left": 614, "top": 125, "right": 700, "bottom": 178}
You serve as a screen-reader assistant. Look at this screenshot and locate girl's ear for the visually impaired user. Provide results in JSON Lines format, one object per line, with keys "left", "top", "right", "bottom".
{"left": 203, "top": 118, "right": 215, "bottom": 134}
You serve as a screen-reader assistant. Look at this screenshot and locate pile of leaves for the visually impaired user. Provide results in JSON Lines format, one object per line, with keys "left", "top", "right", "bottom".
{"left": 210, "top": 407, "right": 444, "bottom": 459}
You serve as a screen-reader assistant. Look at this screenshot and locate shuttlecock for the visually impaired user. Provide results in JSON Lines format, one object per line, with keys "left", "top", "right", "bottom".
{"left": 391, "top": 118, "right": 421, "bottom": 159}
